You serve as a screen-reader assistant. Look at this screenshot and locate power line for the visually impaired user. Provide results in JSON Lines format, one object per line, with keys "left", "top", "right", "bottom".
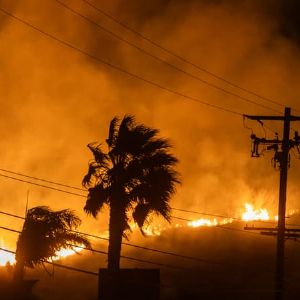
{"left": 81, "top": 0, "right": 291, "bottom": 111}
{"left": 0, "top": 221, "right": 278, "bottom": 280}
{"left": 0, "top": 173, "right": 86, "bottom": 198}
{"left": 0, "top": 220, "right": 274, "bottom": 275}
{"left": 0, "top": 246, "right": 176, "bottom": 290}
{"left": 0, "top": 6, "right": 242, "bottom": 117}
{"left": 0, "top": 247, "right": 198, "bottom": 291}
{"left": 68, "top": 229, "right": 237, "bottom": 266}
{"left": 0, "top": 225, "right": 21, "bottom": 234}
{"left": 0, "top": 247, "right": 98, "bottom": 276}
{"left": 172, "top": 207, "right": 239, "bottom": 220}
{"left": 0, "top": 210, "right": 237, "bottom": 266}
{"left": 0, "top": 225, "right": 187, "bottom": 269}
{"left": 0, "top": 210, "right": 25, "bottom": 220}
{"left": 0, "top": 207, "right": 272, "bottom": 266}
{"left": 54, "top": 0, "right": 279, "bottom": 114}
{"left": 2, "top": 170, "right": 299, "bottom": 228}
{"left": 0, "top": 168, "right": 86, "bottom": 192}
{"left": 0, "top": 170, "right": 243, "bottom": 220}
{"left": 44, "top": 260, "right": 98, "bottom": 276}
{"left": 68, "top": 243, "right": 186, "bottom": 270}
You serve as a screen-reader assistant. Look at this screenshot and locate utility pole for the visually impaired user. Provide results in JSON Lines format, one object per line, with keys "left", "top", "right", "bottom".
{"left": 244, "top": 107, "right": 300, "bottom": 300}
{"left": 276, "top": 107, "right": 290, "bottom": 300}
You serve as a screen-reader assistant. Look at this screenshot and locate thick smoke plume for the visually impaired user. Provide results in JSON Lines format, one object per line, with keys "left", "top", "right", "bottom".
{"left": 1, "top": 0, "right": 300, "bottom": 298}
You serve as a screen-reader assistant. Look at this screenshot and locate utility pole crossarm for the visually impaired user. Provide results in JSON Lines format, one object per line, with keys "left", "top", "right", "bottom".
{"left": 243, "top": 114, "right": 300, "bottom": 121}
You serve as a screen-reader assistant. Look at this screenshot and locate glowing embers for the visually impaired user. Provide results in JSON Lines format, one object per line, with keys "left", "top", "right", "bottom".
{"left": 242, "top": 203, "right": 272, "bottom": 221}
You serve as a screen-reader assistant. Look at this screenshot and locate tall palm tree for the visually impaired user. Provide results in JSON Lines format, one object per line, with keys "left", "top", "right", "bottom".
{"left": 83, "top": 115, "right": 180, "bottom": 270}
{"left": 14, "top": 206, "right": 90, "bottom": 284}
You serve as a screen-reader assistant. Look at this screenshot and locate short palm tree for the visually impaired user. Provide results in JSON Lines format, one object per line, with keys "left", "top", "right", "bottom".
{"left": 83, "top": 115, "right": 180, "bottom": 270}
{"left": 14, "top": 206, "right": 91, "bottom": 284}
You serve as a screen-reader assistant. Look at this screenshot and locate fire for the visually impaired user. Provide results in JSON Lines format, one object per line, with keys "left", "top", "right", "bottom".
{"left": 0, "top": 240, "right": 15, "bottom": 266}
{"left": 242, "top": 203, "right": 271, "bottom": 221}
{"left": 54, "top": 246, "right": 83, "bottom": 259}
{"left": 0, "top": 249, "right": 15, "bottom": 266}
{"left": 0, "top": 244, "right": 83, "bottom": 266}
{"left": 187, "top": 218, "right": 233, "bottom": 228}
{"left": 188, "top": 218, "right": 217, "bottom": 227}
{"left": 130, "top": 222, "right": 167, "bottom": 236}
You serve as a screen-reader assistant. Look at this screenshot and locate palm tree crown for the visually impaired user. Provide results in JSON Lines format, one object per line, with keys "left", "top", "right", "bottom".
{"left": 83, "top": 115, "right": 180, "bottom": 269}
{"left": 16, "top": 206, "right": 90, "bottom": 269}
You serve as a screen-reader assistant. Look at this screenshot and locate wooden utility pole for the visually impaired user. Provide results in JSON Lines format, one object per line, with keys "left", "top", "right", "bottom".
{"left": 244, "top": 107, "right": 300, "bottom": 300}
{"left": 276, "top": 107, "right": 290, "bottom": 300}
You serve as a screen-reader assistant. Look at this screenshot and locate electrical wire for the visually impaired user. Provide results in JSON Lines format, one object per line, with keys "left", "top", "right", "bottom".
{"left": 80, "top": 0, "right": 293, "bottom": 111}
{"left": 0, "top": 168, "right": 86, "bottom": 192}
{"left": 0, "top": 211, "right": 242, "bottom": 265}
{"left": 0, "top": 247, "right": 202, "bottom": 290}
{"left": 0, "top": 171, "right": 282, "bottom": 229}
{"left": 66, "top": 243, "right": 187, "bottom": 270}
{"left": 0, "top": 6, "right": 242, "bottom": 117}
{"left": 0, "top": 247, "right": 98, "bottom": 276}
{"left": 2, "top": 170, "right": 299, "bottom": 228}
{"left": 0, "top": 173, "right": 86, "bottom": 198}
{"left": 54, "top": 0, "right": 280, "bottom": 114}
{"left": 0, "top": 225, "right": 198, "bottom": 269}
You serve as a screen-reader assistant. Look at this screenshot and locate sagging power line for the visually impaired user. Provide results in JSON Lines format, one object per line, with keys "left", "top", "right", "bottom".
{"left": 0, "top": 6, "right": 242, "bottom": 116}
{"left": 1, "top": 169, "right": 300, "bottom": 229}
{"left": 0, "top": 225, "right": 186, "bottom": 270}
{"left": 3, "top": 167, "right": 300, "bottom": 227}
{"left": 54, "top": 0, "right": 280, "bottom": 114}
{"left": 0, "top": 210, "right": 255, "bottom": 265}
{"left": 81, "top": 0, "right": 295, "bottom": 111}
{"left": 0, "top": 246, "right": 98, "bottom": 276}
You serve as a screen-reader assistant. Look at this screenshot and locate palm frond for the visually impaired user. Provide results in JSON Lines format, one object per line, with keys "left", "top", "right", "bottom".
{"left": 132, "top": 203, "right": 151, "bottom": 229}
{"left": 113, "top": 115, "right": 134, "bottom": 155}
{"left": 122, "top": 210, "right": 131, "bottom": 239}
{"left": 142, "top": 138, "right": 171, "bottom": 153}
{"left": 87, "top": 143, "right": 108, "bottom": 164}
{"left": 130, "top": 168, "right": 179, "bottom": 222}
{"left": 16, "top": 207, "right": 90, "bottom": 268}
{"left": 123, "top": 125, "right": 159, "bottom": 156}
{"left": 106, "top": 116, "right": 119, "bottom": 148}
{"left": 82, "top": 162, "right": 98, "bottom": 188}
{"left": 84, "top": 184, "right": 110, "bottom": 217}
{"left": 84, "top": 114, "right": 180, "bottom": 269}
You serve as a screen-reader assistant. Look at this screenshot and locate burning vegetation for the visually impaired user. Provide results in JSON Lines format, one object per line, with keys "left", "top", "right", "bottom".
{"left": 1, "top": 202, "right": 296, "bottom": 267}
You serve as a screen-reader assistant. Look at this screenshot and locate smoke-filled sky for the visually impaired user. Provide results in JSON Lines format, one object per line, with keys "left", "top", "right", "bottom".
{"left": 1, "top": 1, "right": 300, "bottom": 295}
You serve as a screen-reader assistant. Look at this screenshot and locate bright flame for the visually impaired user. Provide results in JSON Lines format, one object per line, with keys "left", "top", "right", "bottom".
{"left": 130, "top": 222, "right": 167, "bottom": 236}
{"left": 0, "top": 241, "right": 16, "bottom": 266}
{"left": 188, "top": 218, "right": 218, "bottom": 227}
{"left": 53, "top": 246, "right": 83, "bottom": 260}
{"left": 242, "top": 203, "right": 270, "bottom": 221}
{"left": 187, "top": 218, "right": 233, "bottom": 228}
{"left": 0, "top": 249, "right": 15, "bottom": 266}
{"left": 0, "top": 245, "right": 83, "bottom": 266}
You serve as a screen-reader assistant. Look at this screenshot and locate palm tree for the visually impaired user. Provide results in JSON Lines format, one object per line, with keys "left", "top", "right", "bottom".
{"left": 14, "top": 206, "right": 91, "bottom": 285}
{"left": 83, "top": 115, "right": 180, "bottom": 270}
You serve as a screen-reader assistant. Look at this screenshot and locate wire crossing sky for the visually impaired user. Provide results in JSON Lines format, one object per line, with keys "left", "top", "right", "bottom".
{"left": 0, "top": 6, "right": 274, "bottom": 117}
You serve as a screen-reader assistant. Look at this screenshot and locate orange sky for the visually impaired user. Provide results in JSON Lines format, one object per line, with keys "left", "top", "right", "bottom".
{"left": 1, "top": 0, "right": 300, "bottom": 252}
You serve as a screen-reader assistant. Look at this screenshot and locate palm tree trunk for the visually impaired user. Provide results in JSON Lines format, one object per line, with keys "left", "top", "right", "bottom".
{"left": 108, "top": 203, "right": 125, "bottom": 270}
{"left": 14, "top": 258, "right": 25, "bottom": 284}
